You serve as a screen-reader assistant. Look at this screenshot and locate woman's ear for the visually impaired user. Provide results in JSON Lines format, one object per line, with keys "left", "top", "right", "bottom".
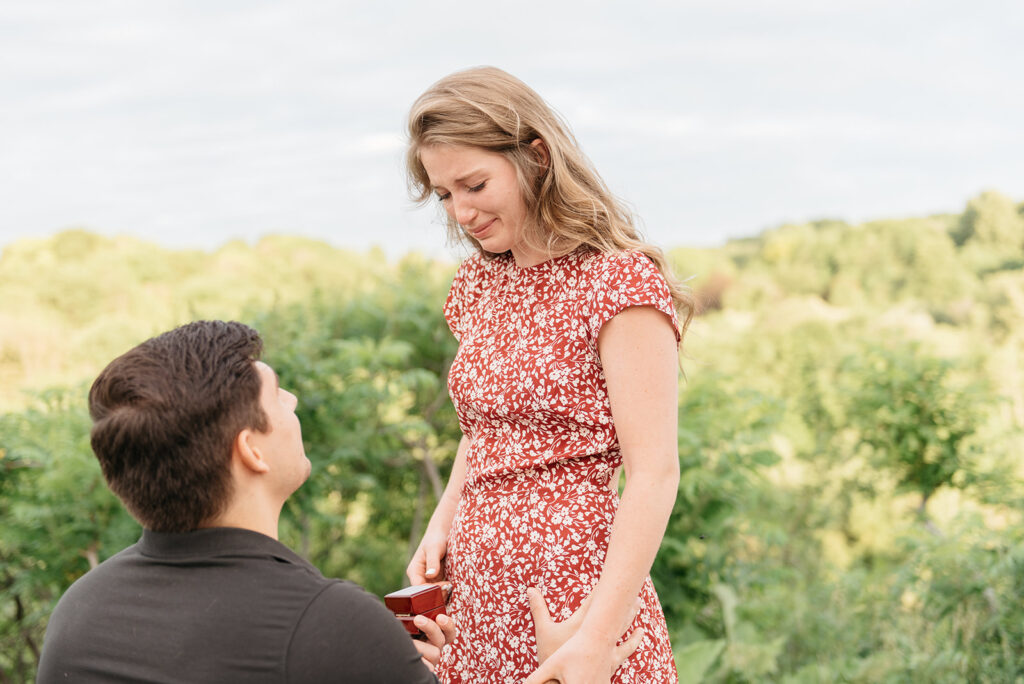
{"left": 233, "top": 429, "right": 270, "bottom": 474}
{"left": 530, "top": 138, "right": 550, "bottom": 169}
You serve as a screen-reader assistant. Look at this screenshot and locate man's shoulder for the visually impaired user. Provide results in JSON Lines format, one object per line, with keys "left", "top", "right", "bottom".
{"left": 39, "top": 533, "right": 411, "bottom": 683}
{"left": 51, "top": 542, "right": 141, "bottom": 606}
{"left": 299, "top": 578, "right": 393, "bottom": 622}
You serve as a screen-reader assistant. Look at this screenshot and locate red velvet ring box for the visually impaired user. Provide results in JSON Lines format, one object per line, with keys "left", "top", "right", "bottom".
{"left": 384, "top": 584, "right": 448, "bottom": 636}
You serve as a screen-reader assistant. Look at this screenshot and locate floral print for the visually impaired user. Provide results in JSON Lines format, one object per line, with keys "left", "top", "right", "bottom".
{"left": 438, "top": 248, "right": 680, "bottom": 683}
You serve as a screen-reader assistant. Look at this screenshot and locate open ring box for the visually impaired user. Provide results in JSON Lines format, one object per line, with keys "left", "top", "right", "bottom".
{"left": 384, "top": 583, "right": 451, "bottom": 637}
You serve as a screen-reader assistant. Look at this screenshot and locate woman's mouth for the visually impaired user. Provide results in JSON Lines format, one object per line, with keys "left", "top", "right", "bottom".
{"left": 469, "top": 219, "right": 495, "bottom": 238}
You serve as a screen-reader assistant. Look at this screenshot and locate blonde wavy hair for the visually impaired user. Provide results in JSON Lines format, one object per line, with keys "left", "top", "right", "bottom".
{"left": 406, "top": 66, "right": 695, "bottom": 333}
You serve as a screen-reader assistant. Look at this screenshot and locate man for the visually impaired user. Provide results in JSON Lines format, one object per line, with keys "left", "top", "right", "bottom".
{"left": 37, "top": 321, "right": 640, "bottom": 683}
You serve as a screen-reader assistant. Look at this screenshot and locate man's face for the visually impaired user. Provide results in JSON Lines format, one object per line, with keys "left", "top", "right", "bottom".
{"left": 251, "top": 361, "right": 311, "bottom": 496}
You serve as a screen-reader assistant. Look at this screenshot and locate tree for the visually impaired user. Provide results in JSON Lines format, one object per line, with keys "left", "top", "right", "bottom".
{"left": 953, "top": 191, "right": 1024, "bottom": 250}
{"left": 952, "top": 191, "right": 1024, "bottom": 274}
{"left": 252, "top": 255, "right": 460, "bottom": 595}
{"left": 839, "top": 344, "right": 995, "bottom": 523}
{"left": 0, "top": 389, "right": 138, "bottom": 680}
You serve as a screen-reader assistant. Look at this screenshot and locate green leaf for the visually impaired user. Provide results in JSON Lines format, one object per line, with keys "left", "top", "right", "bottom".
{"left": 674, "top": 639, "right": 725, "bottom": 683}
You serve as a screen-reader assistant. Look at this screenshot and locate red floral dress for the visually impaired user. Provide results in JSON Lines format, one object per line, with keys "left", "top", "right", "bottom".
{"left": 437, "top": 248, "right": 680, "bottom": 683}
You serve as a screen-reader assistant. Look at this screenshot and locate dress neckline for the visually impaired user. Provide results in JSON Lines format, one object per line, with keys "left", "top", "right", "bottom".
{"left": 502, "top": 248, "right": 581, "bottom": 277}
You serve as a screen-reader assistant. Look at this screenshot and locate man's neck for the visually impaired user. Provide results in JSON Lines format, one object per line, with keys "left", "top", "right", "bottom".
{"left": 201, "top": 498, "right": 282, "bottom": 540}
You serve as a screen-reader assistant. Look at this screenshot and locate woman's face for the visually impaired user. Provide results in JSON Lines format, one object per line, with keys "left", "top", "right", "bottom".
{"left": 419, "top": 144, "right": 546, "bottom": 267}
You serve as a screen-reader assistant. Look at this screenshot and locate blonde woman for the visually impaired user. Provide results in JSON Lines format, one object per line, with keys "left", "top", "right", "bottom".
{"left": 405, "top": 66, "right": 694, "bottom": 684}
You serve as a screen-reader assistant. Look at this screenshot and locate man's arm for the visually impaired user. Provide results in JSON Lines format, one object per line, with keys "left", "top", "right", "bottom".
{"left": 286, "top": 581, "right": 438, "bottom": 684}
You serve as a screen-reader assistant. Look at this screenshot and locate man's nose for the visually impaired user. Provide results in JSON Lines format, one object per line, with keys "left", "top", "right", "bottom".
{"left": 284, "top": 389, "right": 298, "bottom": 409}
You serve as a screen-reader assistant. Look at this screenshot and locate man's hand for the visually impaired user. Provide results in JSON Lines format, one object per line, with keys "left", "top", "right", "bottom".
{"left": 411, "top": 612, "right": 457, "bottom": 673}
{"left": 526, "top": 587, "right": 644, "bottom": 682}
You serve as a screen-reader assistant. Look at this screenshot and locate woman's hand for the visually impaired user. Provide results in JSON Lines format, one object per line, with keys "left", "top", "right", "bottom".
{"left": 524, "top": 628, "right": 644, "bottom": 684}
{"left": 406, "top": 526, "right": 449, "bottom": 585}
{"left": 527, "top": 588, "right": 643, "bottom": 666}
{"left": 532, "top": 589, "right": 643, "bottom": 684}
{"left": 408, "top": 434, "right": 469, "bottom": 585}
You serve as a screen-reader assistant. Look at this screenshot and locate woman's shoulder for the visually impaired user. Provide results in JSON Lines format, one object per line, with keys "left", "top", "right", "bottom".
{"left": 577, "top": 248, "right": 658, "bottom": 280}
{"left": 454, "top": 250, "right": 485, "bottom": 274}
{"left": 578, "top": 248, "right": 680, "bottom": 340}
{"left": 450, "top": 252, "right": 497, "bottom": 291}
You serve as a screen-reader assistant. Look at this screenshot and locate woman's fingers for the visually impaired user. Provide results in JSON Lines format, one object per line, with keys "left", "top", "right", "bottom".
{"left": 526, "top": 587, "right": 552, "bottom": 627}
{"left": 424, "top": 543, "right": 443, "bottom": 579}
{"left": 522, "top": 660, "right": 556, "bottom": 684}
{"left": 406, "top": 552, "right": 426, "bottom": 585}
{"left": 408, "top": 540, "right": 447, "bottom": 584}
{"left": 613, "top": 627, "right": 645, "bottom": 664}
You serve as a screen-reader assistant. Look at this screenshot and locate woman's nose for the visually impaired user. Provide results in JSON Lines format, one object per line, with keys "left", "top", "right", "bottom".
{"left": 452, "top": 194, "right": 478, "bottom": 226}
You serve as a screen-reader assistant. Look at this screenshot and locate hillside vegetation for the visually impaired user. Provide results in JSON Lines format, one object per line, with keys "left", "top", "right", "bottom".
{"left": 1, "top": 189, "right": 1023, "bottom": 682}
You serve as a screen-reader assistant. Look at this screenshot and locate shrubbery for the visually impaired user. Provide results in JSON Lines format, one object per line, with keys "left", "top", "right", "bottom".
{"left": 2, "top": 190, "right": 1022, "bottom": 681}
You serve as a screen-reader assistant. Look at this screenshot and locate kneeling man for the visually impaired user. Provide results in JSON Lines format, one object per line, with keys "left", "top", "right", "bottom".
{"left": 38, "top": 320, "right": 451, "bottom": 682}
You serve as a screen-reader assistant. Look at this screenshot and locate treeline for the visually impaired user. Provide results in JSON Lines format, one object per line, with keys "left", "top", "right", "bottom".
{"left": 1, "top": 190, "right": 1023, "bottom": 682}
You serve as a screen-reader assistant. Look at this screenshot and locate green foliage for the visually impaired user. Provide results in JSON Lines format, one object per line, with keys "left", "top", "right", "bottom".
{"left": 721, "top": 216, "right": 975, "bottom": 319}
{"left": 0, "top": 389, "right": 138, "bottom": 680}
{"left": 675, "top": 639, "right": 726, "bottom": 683}
{"left": 953, "top": 190, "right": 1024, "bottom": 250}
{"left": 0, "top": 231, "right": 379, "bottom": 410}
{"left": 250, "top": 257, "right": 461, "bottom": 595}
{"left": 839, "top": 344, "right": 993, "bottom": 508}
{"left": 895, "top": 516, "right": 1024, "bottom": 681}
{"left": 3, "top": 189, "right": 1023, "bottom": 681}
{"left": 950, "top": 191, "right": 1024, "bottom": 275}
{"left": 654, "top": 372, "right": 783, "bottom": 635}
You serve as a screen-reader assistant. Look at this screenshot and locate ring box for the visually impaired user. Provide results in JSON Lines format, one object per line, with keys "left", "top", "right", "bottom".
{"left": 384, "top": 584, "right": 449, "bottom": 636}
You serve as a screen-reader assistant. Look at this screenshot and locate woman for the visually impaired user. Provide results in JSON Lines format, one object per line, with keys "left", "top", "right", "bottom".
{"left": 405, "top": 66, "right": 694, "bottom": 684}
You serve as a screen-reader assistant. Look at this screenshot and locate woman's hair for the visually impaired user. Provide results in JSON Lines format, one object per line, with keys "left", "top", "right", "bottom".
{"left": 88, "top": 320, "right": 269, "bottom": 533}
{"left": 406, "top": 66, "right": 695, "bottom": 332}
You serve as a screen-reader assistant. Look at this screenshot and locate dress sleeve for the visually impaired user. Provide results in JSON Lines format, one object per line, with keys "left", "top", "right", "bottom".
{"left": 443, "top": 256, "right": 482, "bottom": 342}
{"left": 586, "top": 250, "right": 681, "bottom": 347}
{"left": 285, "top": 581, "right": 438, "bottom": 684}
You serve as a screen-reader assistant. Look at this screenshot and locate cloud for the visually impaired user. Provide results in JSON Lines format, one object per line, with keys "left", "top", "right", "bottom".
{"left": 1, "top": 1, "right": 1021, "bottom": 254}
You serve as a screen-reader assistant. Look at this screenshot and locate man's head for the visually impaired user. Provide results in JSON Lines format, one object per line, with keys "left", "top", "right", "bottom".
{"left": 89, "top": 320, "right": 275, "bottom": 532}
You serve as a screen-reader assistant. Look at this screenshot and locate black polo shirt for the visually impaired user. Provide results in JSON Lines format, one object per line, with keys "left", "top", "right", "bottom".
{"left": 38, "top": 527, "right": 436, "bottom": 683}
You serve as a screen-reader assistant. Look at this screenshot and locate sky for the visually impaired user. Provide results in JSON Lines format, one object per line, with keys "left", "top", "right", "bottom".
{"left": 1, "top": 0, "right": 1022, "bottom": 261}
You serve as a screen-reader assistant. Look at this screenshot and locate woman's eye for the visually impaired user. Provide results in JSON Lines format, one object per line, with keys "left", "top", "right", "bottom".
{"left": 468, "top": 182, "right": 486, "bottom": 193}
{"left": 436, "top": 191, "right": 451, "bottom": 202}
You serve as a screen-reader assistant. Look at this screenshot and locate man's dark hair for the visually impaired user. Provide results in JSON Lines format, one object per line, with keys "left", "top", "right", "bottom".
{"left": 88, "top": 320, "right": 269, "bottom": 532}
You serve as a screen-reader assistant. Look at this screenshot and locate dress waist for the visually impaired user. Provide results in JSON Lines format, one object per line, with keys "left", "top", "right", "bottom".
{"left": 461, "top": 452, "right": 620, "bottom": 498}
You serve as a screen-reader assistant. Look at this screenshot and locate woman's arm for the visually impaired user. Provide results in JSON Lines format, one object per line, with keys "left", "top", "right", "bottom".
{"left": 526, "top": 305, "right": 680, "bottom": 684}
{"left": 407, "top": 434, "right": 470, "bottom": 584}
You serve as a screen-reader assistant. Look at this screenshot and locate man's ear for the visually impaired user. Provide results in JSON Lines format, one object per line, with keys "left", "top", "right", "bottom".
{"left": 530, "top": 138, "right": 550, "bottom": 169}
{"left": 233, "top": 429, "right": 270, "bottom": 474}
